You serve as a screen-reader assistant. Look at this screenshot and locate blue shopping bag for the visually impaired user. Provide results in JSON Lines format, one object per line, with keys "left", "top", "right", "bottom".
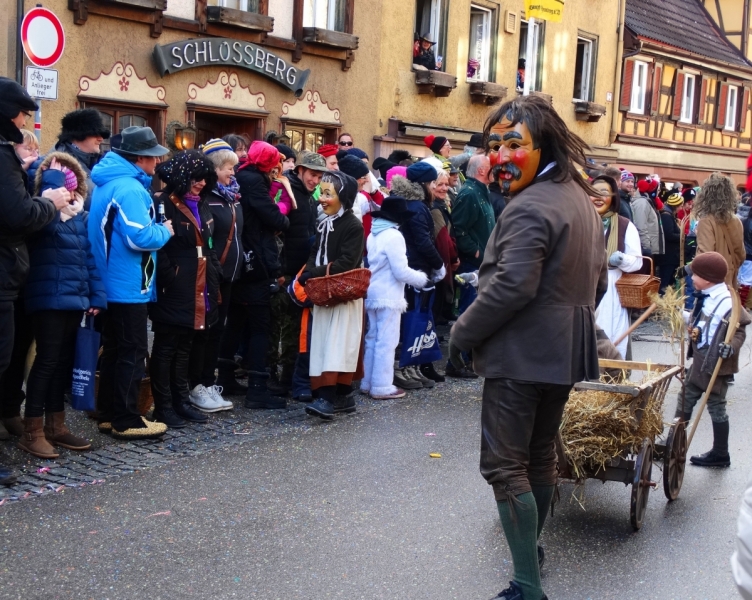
{"left": 399, "top": 289, "right": 443, "bottom": 367}
{"left": 70, "top": 315, "right": 100, "bottom": 412}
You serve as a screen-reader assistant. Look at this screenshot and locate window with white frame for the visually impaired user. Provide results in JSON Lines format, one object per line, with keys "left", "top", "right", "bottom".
{"left": 303, "top": 0, "right": 345, "bottom": 31}
{"left": 573, "top": 36, "right": 596, "bottom": 101}
{"left": 468, "top": 5, "right": 494, "bottom": 82}
{"left": 629, "top": 60, "right": 649, "bottom": 114}
{"left": 680, "top": 74, "right": 696, "bottom": 124}
{"left": 415, "top": 0, "right": 447, "bottom": 71}
{"left": 208, "top": 0, "right": 260, "bottom": 10}
{"left": 518, "top": 19, "right": 544, "bottom": 92}
{"left": 725, "top": 85, "right": 738, "bottom": 130}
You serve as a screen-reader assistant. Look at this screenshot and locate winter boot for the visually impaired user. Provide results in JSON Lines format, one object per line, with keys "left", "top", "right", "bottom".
{"left": 44, "top": 411, "right": 91, "bottom": 451}
{"left": 2, "top": 416, "right": 24, "bottom": 437}
{"left": 690, "top": 420, "right": 731, "bottom": 467}
{"left": 18, "top": 417, "right": 59, "bottom": 459}
{"left": 245, "top": 374, "right": 286, "bottom": 409}
{"left": 305, "top": 386, "right": 335, "bottom": 420}
{"left": 420, "top": 362, "right": 446, "bottom": 383}
{"left": 408, "top": 366, "right": 435, "bottom": 388}
{"left": 173, "top": 400, "right": 209, "bottom": 423}
{"left": 333, "top": 393, "right": 357, "bottom": 414}
{"left": 394, "top": 367, "right": 422, "bottom": 390}
{"left": 216, "top": 358, "right": 249, "bottom": 395}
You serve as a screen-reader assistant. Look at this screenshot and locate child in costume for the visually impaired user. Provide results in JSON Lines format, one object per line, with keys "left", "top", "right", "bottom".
{"left": 361, "top": 196, "right": 428, "bottom": 399}
{"left": 677, "top": 251, "right": 750, "bottom": 467}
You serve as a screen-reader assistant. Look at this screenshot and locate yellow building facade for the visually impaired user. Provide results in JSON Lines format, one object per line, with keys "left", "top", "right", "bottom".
{"left": 6, "top": 0, "right": 620, "bottom": 161}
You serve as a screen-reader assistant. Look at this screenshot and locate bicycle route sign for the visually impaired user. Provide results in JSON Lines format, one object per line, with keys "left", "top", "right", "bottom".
{"left": 26, "top": 66, "right": 58, "bottom": 100}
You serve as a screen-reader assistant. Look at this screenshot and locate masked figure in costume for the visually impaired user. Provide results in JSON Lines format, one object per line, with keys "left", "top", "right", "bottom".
{"left": 297, "top": 171, "right": 365, "bottom": 419}
{"left": 450, "top": 95, "right": 608, "bottom": 600}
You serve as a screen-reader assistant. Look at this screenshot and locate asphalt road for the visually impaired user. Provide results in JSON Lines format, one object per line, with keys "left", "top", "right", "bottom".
{"left": 1, "top": 335, "right": 751, "bottom": 600}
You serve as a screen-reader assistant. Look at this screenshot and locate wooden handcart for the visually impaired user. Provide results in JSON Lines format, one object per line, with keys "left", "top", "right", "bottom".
{"left": 556, "top": 359, "right": 684, "bottom": 531}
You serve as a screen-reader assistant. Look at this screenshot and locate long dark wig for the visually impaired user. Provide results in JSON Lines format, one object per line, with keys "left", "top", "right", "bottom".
{"left": 156, "top": 150, "right": 217, "bottom": 200}
{"left": 483, "top": 95, "right": 597, "bottom": 196}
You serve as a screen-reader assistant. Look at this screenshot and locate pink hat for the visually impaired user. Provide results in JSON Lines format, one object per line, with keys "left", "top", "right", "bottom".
{"left": 62, "top": 167, "right": 78, "bottom": 191}
{"left": 247, "top": 140, "right": 281, "bottom": 173}
{"left": 386, "top": 165, "right": 407, "bottom": 188}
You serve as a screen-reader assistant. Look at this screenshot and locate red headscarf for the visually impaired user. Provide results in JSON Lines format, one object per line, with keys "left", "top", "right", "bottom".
{"left": 317, "top": 144, "right": 339, "bottom": 158}
{"left": 245, "top": 140, "right": 280, "bottom": 173}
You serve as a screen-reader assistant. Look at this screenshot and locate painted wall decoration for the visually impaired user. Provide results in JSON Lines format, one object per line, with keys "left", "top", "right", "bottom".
{"left": 281, "top": 90, "right": 341, "bottom": 125}
{"left": 187, "top": 71, "right": 266, "bottom": 112}
{"left": 153, "top": 38, "right": 310, "bottom": 97}
{"left": 78, "top": 62, "right": 167, "bottom": 105}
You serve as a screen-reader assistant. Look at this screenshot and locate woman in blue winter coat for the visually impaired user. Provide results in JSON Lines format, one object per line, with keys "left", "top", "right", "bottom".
{"left": 19, "top": 152, "right": 107, "bottom": 459}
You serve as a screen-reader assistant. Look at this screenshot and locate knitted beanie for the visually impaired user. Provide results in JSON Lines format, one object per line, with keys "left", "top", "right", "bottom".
{"left": 620, "top": 170, "right": 635, "bottom": 182}
{"left": 690, "top": 252, "right": 728, "bottom": 284}
{"left": 247, "top": 140, "right": 281, "bottom": 173}
{"left": 276, "top": 144, "right": 296, "bottom": 161}
{"left": 406, "top": 161, "right": 438, "bottom": 183}
{"left": 63, "top": 167, "right": 78, "bottom": 191}
{"left": 346, "top": 147, "right": 369, "bottom": 160}
{"left": 317, "top": 143, "right": 339, "bottom": 158}
{"left": 423, "top": 134, "right": 448, "bottom": 154}
{"left": 201, "top": 138, "right": 234, "bottom": 155}
{"left": 337, "top": 154, "right": 370, "bottom": 179}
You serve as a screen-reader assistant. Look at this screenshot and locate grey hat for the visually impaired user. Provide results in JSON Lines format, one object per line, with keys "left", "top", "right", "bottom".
{"left": 296, "top": 150, "right": 327, "bottom": 172}
{"left": 114, "top": 126, "right": 168, "bottom": 157}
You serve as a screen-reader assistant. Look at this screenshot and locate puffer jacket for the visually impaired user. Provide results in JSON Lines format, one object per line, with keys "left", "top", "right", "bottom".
{"left": 25, "top": 152, "right": 107, "bottom": 313}
{"left": 390, "top": 175, "right": 444, "bottom": 276}
{"left": 0, "top": 135, "right": 57, "bottom": 301}
{"left": 207, "top": 186, "right": 244, "bottom": 283}
{"left": 281, "top": 169, "right": 317, "bottom": 277}
{"left": 149, "top": 193, "right": 221, "bottom": 330}
{"left": 88, "top": 151, "right": 172, "bottom": 304}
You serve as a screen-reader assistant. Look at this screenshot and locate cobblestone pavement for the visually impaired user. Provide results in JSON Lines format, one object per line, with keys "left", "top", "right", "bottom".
{"left": 0, "top": 318, "right": 671, "bottom": 506}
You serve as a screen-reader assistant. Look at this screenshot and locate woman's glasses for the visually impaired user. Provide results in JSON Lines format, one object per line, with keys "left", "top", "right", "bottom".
{"left": 338, "top": 141, "right": 353, "bottom": 147}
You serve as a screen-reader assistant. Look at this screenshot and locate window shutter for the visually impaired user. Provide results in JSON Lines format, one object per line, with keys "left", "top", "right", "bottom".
{"left": 739, "top": 86, "right": 751, "bottom": 132}
{"left": 671, "top": 70, "right": 684, "bottom": 121}
{"left": 716, "top": 82, "right": 730, "bottom": 128}
{"left": 696, "top": 76, "right": 709, "bottom": 124}
{"left": 620, "top": 58, "right": 635, "bottom": 112}
{"left": 650, "top": 63, "right": 663, "bottom": 116}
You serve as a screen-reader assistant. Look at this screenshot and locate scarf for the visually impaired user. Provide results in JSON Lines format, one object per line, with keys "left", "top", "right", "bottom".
{"left": 602, "top": 210, "right": 619, "bottom": 261}
{"left": 315, "top": 207, "right": 345, "bottom": 267}
{"left": 216, "top": 177, "right": 240, "bottom": 203}
{"left": 59, "top": 194, "right": 84, "bottom": 223}
{"left": 183, "top": 193, "right": 208, "bottom": 312}
{"left": 371, "top": 217, "right": 398, "bottom": 236}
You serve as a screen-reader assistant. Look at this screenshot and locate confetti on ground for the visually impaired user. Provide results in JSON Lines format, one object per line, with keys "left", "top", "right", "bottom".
{"left": 424, "top": 433, "right": 436, "bottom": 436}
{"left": 147, "top": 511, "right": 172, "bottom": 518}
{"left": 37, "top": 467, "right": 51, "bottom": 473}
{"left": 429, "top": 453, "right": 442, "bottom": 458}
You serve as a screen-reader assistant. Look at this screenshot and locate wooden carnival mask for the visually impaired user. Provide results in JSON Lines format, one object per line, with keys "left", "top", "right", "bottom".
{"left": 487, "top": 118, "right": 542, "bottom": 195}
{"left": 319, "top": 181, "right": 342, "bottom": 215}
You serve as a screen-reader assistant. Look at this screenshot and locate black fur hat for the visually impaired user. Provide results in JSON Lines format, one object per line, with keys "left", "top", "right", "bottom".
{"left": 387, "top": 149, "right": 413, "bottom": 166}
{"left": 58, "top": 108, "right": 111, "bottom": 144}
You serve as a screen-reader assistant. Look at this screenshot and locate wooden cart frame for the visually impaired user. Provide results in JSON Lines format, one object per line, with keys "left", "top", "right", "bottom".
{"left": 556, "top": 359, "right": 684, "bottom": 530}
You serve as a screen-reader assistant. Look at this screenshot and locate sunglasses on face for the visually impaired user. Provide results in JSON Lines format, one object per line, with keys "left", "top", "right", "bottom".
{"left": 339, "top": 141, "right": 353, "bottom": 146}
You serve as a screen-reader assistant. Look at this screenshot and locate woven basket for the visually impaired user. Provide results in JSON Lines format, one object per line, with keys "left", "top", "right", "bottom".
{"left": 615, "top": 257, "right": 660, "bottom": 308}
{"left": 94, "top": 350, "right": 154, "bottom": 416}
{"left": 305, "top": 264, "right": 371, "bottom": 307}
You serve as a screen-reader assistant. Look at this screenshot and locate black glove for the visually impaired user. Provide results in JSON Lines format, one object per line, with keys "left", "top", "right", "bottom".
{"left": 298, "top": 271, "right": 312, "bottom": 286}
{"left": 718, "top": 342, "right": 734, "bottom": 359}
{"left": 675, "top": 265, "right": 688, "bottom": 279}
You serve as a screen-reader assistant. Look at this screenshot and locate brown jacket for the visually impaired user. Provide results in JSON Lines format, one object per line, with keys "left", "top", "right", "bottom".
{"left": 696, "top": 217, "right": 745, "bottom": 289}
{"left": 451, "top": 177, "right": 608, "bottom": 384}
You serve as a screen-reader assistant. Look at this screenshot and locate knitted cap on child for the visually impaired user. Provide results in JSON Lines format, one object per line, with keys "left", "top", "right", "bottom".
{"left": 691, "top": 252, "right": 728, "bottom": 284}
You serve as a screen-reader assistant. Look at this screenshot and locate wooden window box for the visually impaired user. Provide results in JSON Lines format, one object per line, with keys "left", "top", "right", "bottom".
{"left": 415, "top": 70, "right": 457, "bottom": 98}
{"left": 469, "top": 81, "right": 508, "bottom": 105}
{"left": 574, "top": 101, "right": 607, "bottom": 122}
{"left": 302, "top": 27, "right": 358, "bottom": 50}
{"left": 102, "top": 0, "right": 165, "bottom": 9}
{"left": 206, "top": 6, "right": 273, "bottom": 32}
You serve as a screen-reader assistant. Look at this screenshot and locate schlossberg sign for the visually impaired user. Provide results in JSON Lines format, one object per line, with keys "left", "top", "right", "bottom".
{"left": 153, "top": 38, "right": 310, "bottom": 97}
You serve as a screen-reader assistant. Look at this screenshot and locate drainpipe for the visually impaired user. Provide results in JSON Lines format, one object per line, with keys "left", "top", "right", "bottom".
{"left": 610, "top": 0, "right": 627, "bottom": 145}
{"left": 15, "top": 0, "right": 24, "bottom": 83}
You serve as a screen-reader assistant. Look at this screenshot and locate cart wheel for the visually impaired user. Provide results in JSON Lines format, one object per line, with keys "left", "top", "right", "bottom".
{"left": 663, "top": 417, "right": 687, "bottom": 501}
{"left": 630, "top": 438, "right": 653, "bottom": 531}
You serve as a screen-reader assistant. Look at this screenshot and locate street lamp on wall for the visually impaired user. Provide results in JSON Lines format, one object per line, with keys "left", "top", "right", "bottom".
{"left": 166, "top": 120, "right": 197, "bottom": 151}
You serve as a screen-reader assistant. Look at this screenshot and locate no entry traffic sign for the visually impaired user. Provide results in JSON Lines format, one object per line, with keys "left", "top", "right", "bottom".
{"left": 21, "top": 8, "right": 65, "bottom": 68}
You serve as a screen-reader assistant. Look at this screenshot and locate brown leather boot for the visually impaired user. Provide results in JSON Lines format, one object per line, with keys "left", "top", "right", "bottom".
{"left": 2, "top": 416, "right": 24, "bottom": 437}
{"left": 44, "top": 412, "right": 91, "bottom": 451}
{"left": 18, "top": 417, "right": 59, "bottom": 459}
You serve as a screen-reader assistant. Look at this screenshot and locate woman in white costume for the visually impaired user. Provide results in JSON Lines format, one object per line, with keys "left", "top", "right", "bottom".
{"left": 592, "top": 174, "right": 643, "bottom": 359}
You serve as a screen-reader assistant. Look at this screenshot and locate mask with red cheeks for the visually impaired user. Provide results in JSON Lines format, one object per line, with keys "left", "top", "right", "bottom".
{"left": 487, "top": 118, "right": 541, "bottom": 195}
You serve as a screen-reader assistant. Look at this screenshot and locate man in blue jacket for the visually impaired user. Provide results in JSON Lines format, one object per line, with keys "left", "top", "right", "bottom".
{"left": 89, "top": 126, "right": 173, "bottom": 439}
